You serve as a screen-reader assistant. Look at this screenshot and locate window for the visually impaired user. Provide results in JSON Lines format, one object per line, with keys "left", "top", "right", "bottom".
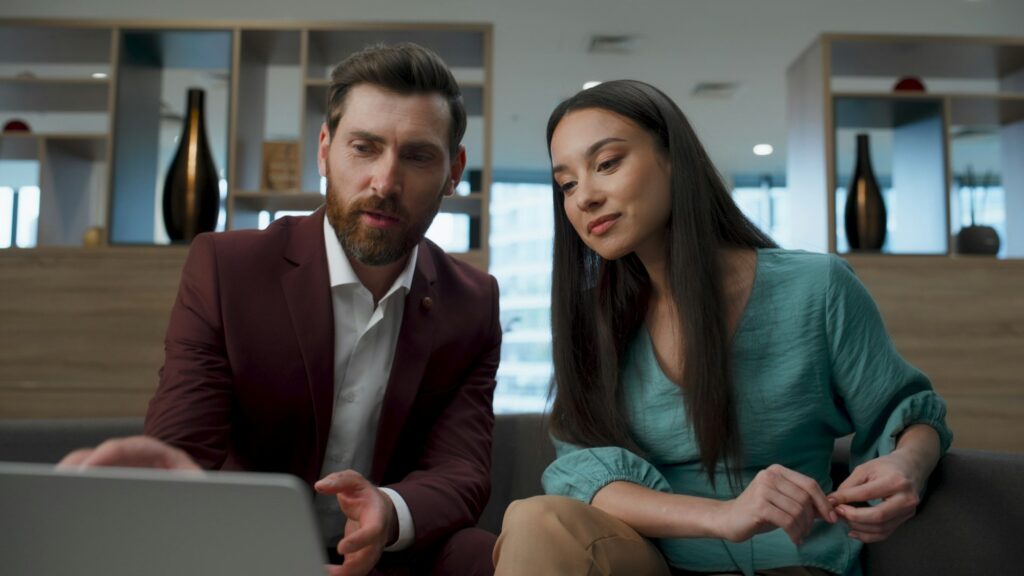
{"left": 489, "top": 180, "right": 554, "bottom": 414}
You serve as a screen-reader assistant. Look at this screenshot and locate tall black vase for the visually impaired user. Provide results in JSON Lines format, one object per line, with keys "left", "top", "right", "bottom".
{"left": 162, "top": 88, "right": 220, "bottom": 243}
{"left": 843, "top": 133, "right": 887, "bottom": 251}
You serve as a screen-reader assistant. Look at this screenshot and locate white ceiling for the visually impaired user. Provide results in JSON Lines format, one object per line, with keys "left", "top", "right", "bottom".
{"left": 6, "top": 0, "right": 1024, "bottom": 180}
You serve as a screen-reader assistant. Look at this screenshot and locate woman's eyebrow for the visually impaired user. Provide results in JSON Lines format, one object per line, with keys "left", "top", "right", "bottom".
{"left": 552, "top": 137, "right": 627, "bottom": 174}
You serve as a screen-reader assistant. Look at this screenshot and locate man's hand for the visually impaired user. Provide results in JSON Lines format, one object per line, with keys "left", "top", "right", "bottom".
{"left": 315, "top": 470, "right": 398, "bottom": 576}
{"left": 828, "top": 425, "right": 940, "bottom": 543}
{"left": 57, "top": 435, "right": 201, "bottom": 470}
{"left": 716, "top": 464, "right": 836, "bottom": 546}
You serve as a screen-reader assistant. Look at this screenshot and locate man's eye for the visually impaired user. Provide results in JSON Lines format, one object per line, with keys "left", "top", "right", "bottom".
{"left": 352, "top": 143, "right": 373, "bottom": 154}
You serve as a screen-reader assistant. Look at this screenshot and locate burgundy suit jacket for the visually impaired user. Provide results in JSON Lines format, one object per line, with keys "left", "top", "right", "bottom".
{"left": 145, "top": 207, "right": 501, "bottom": 551}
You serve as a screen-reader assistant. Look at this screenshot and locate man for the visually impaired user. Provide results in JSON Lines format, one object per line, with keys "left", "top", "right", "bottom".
{"left": 61, "top": 43, "right": 501, "bottom": 576}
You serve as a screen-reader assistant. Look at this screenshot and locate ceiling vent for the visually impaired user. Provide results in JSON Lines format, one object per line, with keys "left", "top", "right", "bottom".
{"left": 588, "top": 34, "right": 637, "bottom": 54}
{"left": 691, "top": 82, "right": 740, "bottom": 99}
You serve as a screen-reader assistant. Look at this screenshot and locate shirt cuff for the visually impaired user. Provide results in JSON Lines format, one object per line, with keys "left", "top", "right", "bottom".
{"left": 378, "top": 487, "right": 415, "bottom": 552}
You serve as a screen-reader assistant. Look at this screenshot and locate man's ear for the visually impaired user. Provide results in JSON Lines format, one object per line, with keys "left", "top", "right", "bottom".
{"left": 317, "top": 123, "right": 331, "bottom": 177}
{"left": 447, "top": 146, "right": 467, "bottom": 197}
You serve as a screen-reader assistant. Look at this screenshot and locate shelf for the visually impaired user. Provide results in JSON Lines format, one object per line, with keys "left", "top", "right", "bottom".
{"left": 0, "top": 26, "right": 112, "bottom": 65}
{"left": 441, "top": 192, "right": 482, "bottom": 216}
{"left": 0, "top": 133, "right": 39, "bottom": 160}
{"left": 829, "top": 35, "right": 1024, "bottom": 81}
{"left": 0, "top": 20, "right": 490, "bottom": 268}
{"left": 833, "top": 95, "right": 943, "bottom": 129}
{"left": 306, "top": 28, "right": 486, "bottom": 80}
{"left": 949, "top": 94, "right": 1024, "bottom": 127}
{"left": 0, "top": 78, "right": 109, "bottom": 112}
{"left": 233, "top": 191, "right": 325, "bottom": 212}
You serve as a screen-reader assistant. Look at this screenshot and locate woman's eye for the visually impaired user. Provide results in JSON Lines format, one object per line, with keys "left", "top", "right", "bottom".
{"left": 559, "top": 181, "right": 577, "bottom": 194}
{"left": 596, "top": 157, "right": 620, "bottom": 172}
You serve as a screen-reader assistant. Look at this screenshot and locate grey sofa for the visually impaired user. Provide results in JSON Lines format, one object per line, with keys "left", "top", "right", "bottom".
{"left": 2, "top": 414, "right": 1020, "bottom": 575}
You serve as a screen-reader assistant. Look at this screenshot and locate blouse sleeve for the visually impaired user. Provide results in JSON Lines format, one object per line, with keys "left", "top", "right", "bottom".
{"left": 825, "top": 255, "right": 954, "bottom": 468}
{"left": 541, "top": 436, "right": 674, "bottom": 504}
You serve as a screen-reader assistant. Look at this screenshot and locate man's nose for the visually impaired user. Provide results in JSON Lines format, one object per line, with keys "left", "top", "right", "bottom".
{"left": 371, "top": 152, "right": 402, "bottom": 195}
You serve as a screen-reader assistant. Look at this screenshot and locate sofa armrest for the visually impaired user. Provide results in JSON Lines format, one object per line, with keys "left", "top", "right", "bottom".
{"left": 478, "top": 413, "right": 555, "bottom": 534}
{"left": 863, "top": 448, "right": 1024, "bottom": 576}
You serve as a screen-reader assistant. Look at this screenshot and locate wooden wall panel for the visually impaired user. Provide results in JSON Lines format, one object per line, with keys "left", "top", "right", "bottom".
{"left": 1, "top": 249, "right": 1021, "bottom": 454}
{"left": 0, "top": 248, "right": 186, "bottom": 418}
{"left": 846, "top": 255, "right": 1024, "bottom": 453}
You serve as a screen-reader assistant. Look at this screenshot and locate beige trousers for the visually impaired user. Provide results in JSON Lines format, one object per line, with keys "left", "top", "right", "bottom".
{"left": 492, "top": 495, "right": 832, "bottom": 576}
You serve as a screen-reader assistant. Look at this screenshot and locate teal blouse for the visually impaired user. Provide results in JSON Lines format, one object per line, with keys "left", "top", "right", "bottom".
{"left": 542, "top": 249, "right": 953, "bottom": 576}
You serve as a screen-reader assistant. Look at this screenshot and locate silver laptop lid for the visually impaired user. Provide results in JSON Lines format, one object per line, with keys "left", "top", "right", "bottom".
{"left": 0, "top": 461, "right": 327, "bottom": 576}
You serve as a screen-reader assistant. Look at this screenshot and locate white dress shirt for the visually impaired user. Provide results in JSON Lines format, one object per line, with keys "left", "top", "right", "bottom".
{"left": 314, "top": 216, "right": 418, "bottom": 551}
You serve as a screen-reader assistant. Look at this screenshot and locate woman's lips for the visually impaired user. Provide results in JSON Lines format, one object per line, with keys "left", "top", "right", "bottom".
{"left": 588, "top": 214, "right": 620, "bottom": 236}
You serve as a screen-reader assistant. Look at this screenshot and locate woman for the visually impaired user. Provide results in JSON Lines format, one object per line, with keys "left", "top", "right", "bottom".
{"left": 492, "top": 80, "right": 951, "bottom": 576}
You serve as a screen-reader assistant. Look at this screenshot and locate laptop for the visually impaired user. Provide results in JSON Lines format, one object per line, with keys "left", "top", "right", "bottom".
{"left": 0, "top": 461, "right": 327, "bottom": 575}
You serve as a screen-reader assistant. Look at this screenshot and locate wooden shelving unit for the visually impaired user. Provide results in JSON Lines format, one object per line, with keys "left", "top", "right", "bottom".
{"left": 786, "top": 33, "right": 1024, "bottom": 258}
{"left": 0, "top": 19, "right": 493, "bottom": 270}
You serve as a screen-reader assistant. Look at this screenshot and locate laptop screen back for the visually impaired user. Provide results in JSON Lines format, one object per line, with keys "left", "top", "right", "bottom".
{"left": 0, "top": 461, "right": 327, "bottom": 576}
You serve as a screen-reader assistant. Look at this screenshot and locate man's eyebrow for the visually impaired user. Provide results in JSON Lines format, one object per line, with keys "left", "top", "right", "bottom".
{"left": 552, "top": 137, "right": 627, "bottom": 175}
{"left": 347, "top": 130, "right": 386, "bottom": 144}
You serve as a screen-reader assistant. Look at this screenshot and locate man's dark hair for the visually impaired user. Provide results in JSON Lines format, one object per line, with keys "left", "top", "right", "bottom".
{"left": 326, "top": 42, "right": 466, "bottom": 154}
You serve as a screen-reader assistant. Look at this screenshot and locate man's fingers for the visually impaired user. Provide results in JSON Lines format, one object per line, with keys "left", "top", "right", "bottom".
{"left": 56, "top": 448, "right": 94, "bottom": 468}
{"left": 316, "top": 470, "right": 368, "bottom": 495}
{"left": 337, "top": 549, "right": 375, "bottom": 576}
{"left": 325, "top": 564, "right": 344, "bottom": 576}
{"left": 56, "top": 437, "right": 200, "bottom": 471}
{"left": 337, "top": 523, "right": 381, "bottom": 555}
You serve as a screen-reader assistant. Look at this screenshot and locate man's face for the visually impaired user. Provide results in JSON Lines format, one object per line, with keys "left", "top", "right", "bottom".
{"left": 318, "top": 83, "right": 466, "bottom": 266}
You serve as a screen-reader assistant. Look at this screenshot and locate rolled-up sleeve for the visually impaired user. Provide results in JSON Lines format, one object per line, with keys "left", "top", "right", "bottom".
{"left": 825, "top": 255, "right": 954, "bottom": 468}
{"left": 541, "top": 437, "right": 673, "bottom": 504}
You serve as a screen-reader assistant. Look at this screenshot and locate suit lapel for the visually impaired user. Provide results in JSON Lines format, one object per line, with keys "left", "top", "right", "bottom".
{"left": 281, "top": 207, "right": 335, "bottom": 483}
{"left": 371, "top": 241, "right": 438, "bottom": 481}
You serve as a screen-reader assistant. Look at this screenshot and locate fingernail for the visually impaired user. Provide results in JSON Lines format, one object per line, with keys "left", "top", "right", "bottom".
{"left": 827, "top": 497, "right": 837, "bottom": 506}
{"left": 830, "top": 512, "right": 837, "bottom": 523}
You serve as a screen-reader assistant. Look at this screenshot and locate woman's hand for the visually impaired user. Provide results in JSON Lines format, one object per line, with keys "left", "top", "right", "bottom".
{"left": 716, "top": 464, "right": 836, "bottom": 545}
{"left": 828, "top": 425, "right": 940, "bottom": 543}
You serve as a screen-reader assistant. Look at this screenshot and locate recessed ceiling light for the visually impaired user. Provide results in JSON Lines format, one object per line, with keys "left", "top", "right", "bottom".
{"left": 583, "top": 81, "right": 602, "bottom": 90}
{"left": 753, "top": 144, "right": 774, "bottom": 156}
{"left": 92, "top": 72, "right": 108, "bottom": 79}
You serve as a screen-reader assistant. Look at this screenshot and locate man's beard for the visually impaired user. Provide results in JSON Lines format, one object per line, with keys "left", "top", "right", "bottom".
{"left": 325, "top": 169, "right": 444, "bottom": 266}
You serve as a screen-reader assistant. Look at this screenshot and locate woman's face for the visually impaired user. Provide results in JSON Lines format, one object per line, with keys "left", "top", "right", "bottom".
{"left": 550, "top": 107, "right": 672, "bottom": 262}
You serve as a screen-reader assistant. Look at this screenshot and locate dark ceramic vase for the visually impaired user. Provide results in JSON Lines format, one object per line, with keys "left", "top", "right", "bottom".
{"left": 844, "top": 133, "right": 887, "bottom": 251}
{"left": 957, "top": 225, "right": 1000, "bottom": 256}
{"left": 162, "top": 88, "right": 220, "bottom": 243}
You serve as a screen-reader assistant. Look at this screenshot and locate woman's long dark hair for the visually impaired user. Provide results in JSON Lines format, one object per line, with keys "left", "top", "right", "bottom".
{"left": 547, "top": 80, "right": 776, "bottom": 485}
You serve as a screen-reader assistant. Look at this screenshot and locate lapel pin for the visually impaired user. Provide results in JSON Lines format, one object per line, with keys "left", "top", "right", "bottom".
{"left": 421, "top": 296, "right": 433, "bottom": 310}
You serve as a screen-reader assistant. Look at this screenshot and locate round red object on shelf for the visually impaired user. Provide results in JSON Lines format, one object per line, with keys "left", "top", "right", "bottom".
{"left": 2, "top": 119, "right": 31, "bottom": 133}
{"left": 893, "top": 77, "right": 926, "bottom": 92}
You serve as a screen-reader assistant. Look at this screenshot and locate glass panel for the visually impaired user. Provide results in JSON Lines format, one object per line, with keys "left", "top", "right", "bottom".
{"left": 15, "top": 185, "right": 39, "bottom": 248}
{"left": 0, "top": 186, "right": 13, "bottom": 248}
{"left": 489, "top": 181, "right": 554, "bottom": 414}
{"left": 425, "top": 213, "right": 470, "bottom": 253}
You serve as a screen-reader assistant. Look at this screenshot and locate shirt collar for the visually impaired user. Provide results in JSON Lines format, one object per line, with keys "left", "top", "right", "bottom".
{"left": 323, "top": 214, "right": 418, "bottom": 298}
